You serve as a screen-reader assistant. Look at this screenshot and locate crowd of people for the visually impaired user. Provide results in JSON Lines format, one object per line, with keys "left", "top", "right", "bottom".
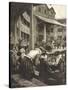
{"left": 10, "top": 38, "right": 66, "bottom": 85}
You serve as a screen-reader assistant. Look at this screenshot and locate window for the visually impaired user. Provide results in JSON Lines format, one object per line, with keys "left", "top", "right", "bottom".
{"left": 44, "top": 9, "right": 46, "bottom": 14}
{"left": 50, "top": 28, "right": 53, "bottom": 32}
{"left": 58, "top": 28, "right": 62, "bottom": 32}
{"left": 51, "top": 11, "right": 53, "bottom": 14}
{"left": 39, "top": 35, "right": 43, "bottom": 42}
{"left": 38, "top": 7, "right": 41, "bottom": 12}
{"left": 58, "top": 36, "right": 62, "bottom": 40}
{"left": 21, "top": 32, "right": 29, "bottom": 42}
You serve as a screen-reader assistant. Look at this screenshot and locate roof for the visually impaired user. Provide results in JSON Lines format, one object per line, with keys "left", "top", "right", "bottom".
{"left": 34, "top": 13, "right": 66, "bottom": 27}
{"left": 50, "top": 7, "right": 56, "bottom": 14}
{"left": 56, "top": 18, "right": 66, "bottom": 24}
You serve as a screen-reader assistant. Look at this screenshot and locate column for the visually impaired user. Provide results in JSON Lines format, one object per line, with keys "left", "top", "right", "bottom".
{"left": 54, "top": 25, "right": 58, "bottom": 40}
{"left": 29, "top": 4, "right": 35, "bottom": 50}
{"left": 14, "top": 21, "right": 17, "bottom": 45}
{"left": 44, "top": 24, "right": 46, "bottom": 42}
{"left": 14, "top": 19, "right": 19, "bottom": 45}
{"left": 33, "top": 15, "right": 37, "bottom": 47}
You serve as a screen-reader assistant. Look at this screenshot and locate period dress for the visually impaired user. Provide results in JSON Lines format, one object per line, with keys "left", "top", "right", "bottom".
{"left": 20, "top": 48, "right": 42, "bottom": 79}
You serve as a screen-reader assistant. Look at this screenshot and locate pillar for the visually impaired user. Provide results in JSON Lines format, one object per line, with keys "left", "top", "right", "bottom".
{"left": 44, "top": 24, "right": 46, "bottom": 42}
{"left": 14, "top": 21, "right": 17, "bottom": 45}
{"left": 54, "top": 25, "right": 58, "bottom": 40}
{"left": 29, "top": 4, "right": 35, "bottom": 50}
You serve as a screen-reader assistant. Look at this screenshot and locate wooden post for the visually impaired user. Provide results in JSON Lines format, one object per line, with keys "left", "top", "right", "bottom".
{"left": 29, "top": 4, "right": 34, "bottom": 50}
{"left": 14, "top": 21, "right": 17, "bottom": 45}
{"left": 44, "top": 24, "right": 46, "bottom": 42}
